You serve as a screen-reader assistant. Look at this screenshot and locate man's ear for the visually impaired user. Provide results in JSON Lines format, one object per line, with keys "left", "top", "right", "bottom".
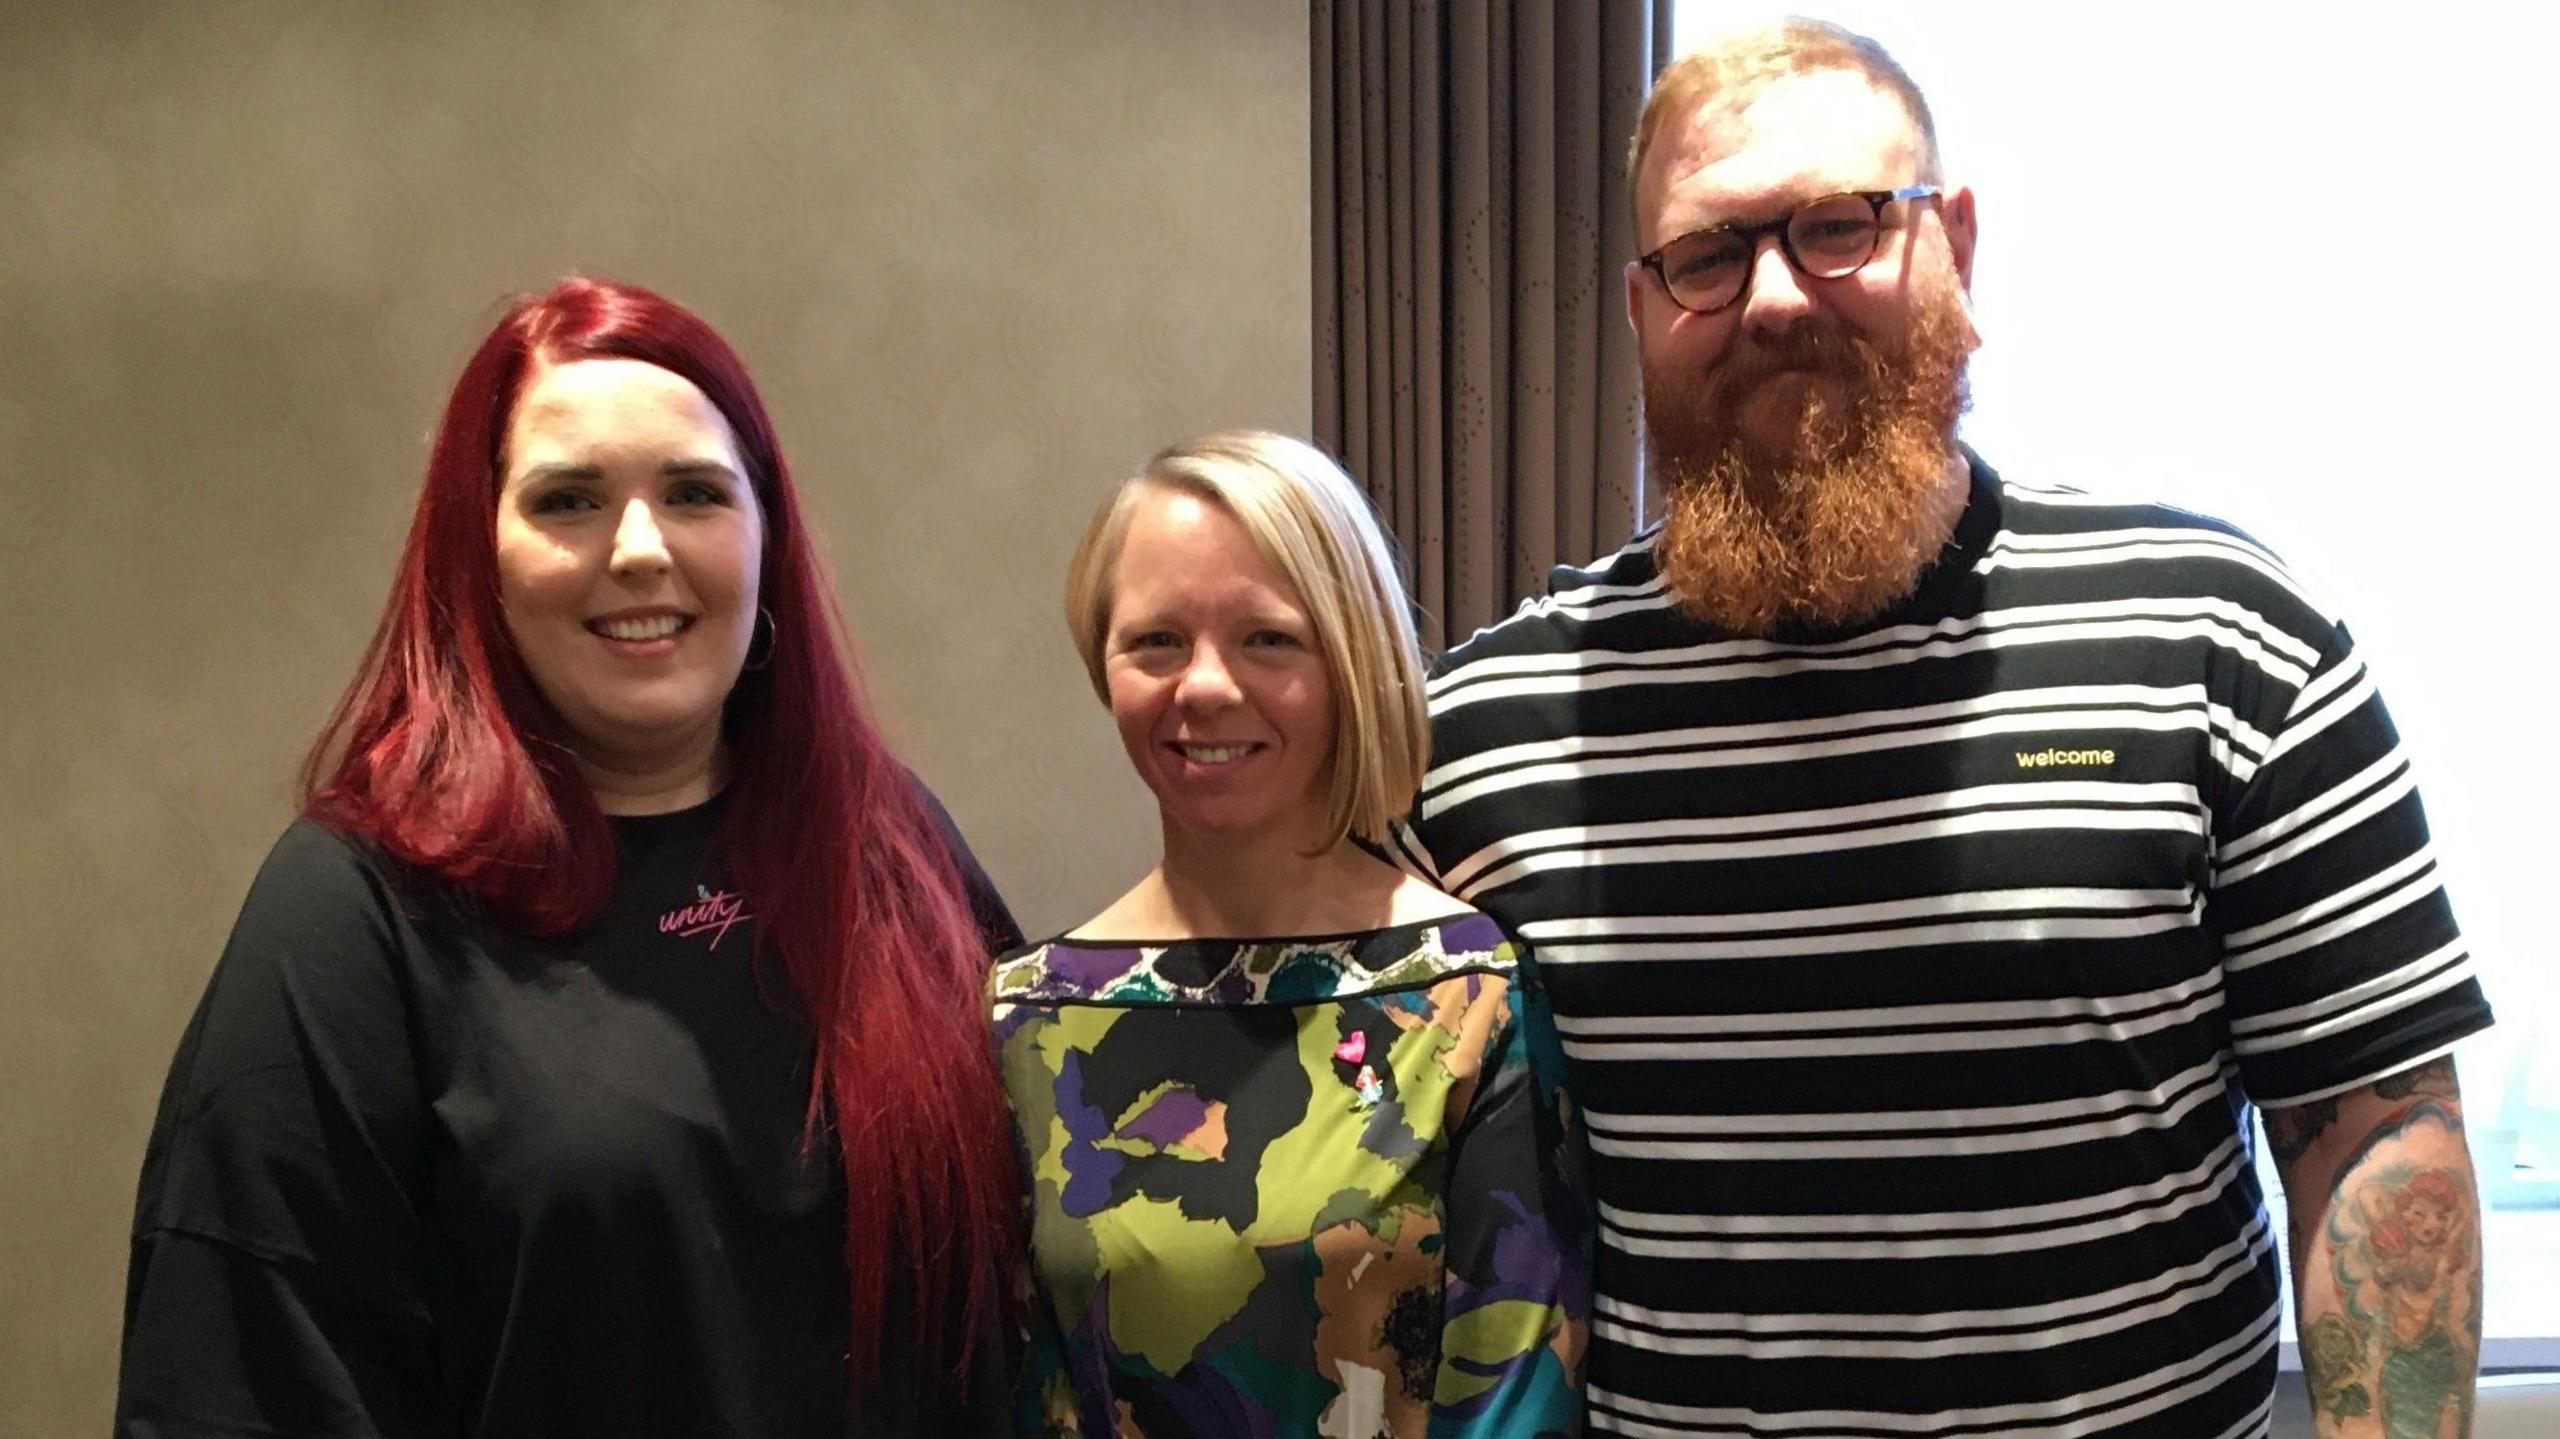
{"left": 1942, "top": 184, "right": 1979, "bottom": 292}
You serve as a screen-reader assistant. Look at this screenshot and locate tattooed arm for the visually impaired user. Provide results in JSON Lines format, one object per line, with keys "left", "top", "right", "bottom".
{"left": 2263, "top": 1057, "right": 2484, "bottom": 1437}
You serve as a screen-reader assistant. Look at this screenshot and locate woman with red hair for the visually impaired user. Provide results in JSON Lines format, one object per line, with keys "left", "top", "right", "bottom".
{"left": 117, "top": 277, "right": 1021, "bottom": 1435}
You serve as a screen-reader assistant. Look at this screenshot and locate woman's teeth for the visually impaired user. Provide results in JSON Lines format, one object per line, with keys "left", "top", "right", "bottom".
{"left": 1180, "top": 743, "right": 1251, "bottom": 764}
{"left": 593, "top": 615, "right": 688, "bottom": 641}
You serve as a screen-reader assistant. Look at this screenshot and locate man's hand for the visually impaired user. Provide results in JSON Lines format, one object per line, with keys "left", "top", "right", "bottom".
{"left": 2263, "top": 1057, "right": 2482, "bottom": 1437}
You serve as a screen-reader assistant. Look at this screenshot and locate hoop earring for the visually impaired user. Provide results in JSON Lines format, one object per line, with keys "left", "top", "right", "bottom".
{"left": 743, "top": 606, "right": 776, "bottom": 671}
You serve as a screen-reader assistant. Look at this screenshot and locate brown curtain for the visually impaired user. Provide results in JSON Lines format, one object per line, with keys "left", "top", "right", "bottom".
{"left": 1313, "top": 0, "right": 1674, "bottom": 652}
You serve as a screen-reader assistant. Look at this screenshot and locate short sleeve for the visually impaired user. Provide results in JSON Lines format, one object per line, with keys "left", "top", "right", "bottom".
{"left": 1431, "top": 947, "right": 1590, "bottom": 1437}
{"left": 913, "top": 779, "right": 1025, "bottom": 955}
{"left": 2209, "top": 625, "right": 2492, "bottom": 1107}
{"left": 117, "top": 821, "right": 446, "bottom": 1438}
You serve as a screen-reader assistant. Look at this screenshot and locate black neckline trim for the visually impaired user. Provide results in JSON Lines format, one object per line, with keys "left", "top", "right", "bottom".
{"left": 1032, "top": 911, "right": 1489, "bottom": 953}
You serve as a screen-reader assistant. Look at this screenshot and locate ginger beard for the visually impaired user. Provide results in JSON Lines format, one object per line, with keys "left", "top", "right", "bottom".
{"left": 1646, "top": 270, "right": 1975, "bottom": 636}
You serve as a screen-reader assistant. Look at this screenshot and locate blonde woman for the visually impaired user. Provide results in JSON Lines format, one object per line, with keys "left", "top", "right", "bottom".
{"left": 996, "top": 432, "right": 1587, "bottom": 1436}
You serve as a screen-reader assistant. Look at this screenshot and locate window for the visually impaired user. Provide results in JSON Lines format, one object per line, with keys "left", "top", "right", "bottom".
{"left": 1675, "top": 0, "right": 2559, "bottom": 1367}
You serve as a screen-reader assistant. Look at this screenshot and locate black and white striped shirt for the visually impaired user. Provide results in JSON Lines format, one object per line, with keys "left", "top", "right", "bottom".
{"left": 1393, "top": 456, "right": 2491, "bottom": 1438}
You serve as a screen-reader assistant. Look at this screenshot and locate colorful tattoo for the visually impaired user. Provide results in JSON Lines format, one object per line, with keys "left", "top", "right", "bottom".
{"left": 2296, "top": 1075, "right": 2477, "bottom": 1439}
{"left": 2302, "top": 1313, "right": 2372, "bottom": 1421}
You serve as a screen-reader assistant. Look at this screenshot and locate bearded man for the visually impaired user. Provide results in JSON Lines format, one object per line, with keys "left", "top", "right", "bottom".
{"left": 1393, "top": 21, "right": 2491, "bottom": 1436}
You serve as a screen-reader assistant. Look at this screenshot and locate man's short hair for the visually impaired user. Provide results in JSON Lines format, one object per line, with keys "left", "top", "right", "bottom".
{"left": 1629, "top": 18, "right": 1943, "bottom": 221}
{"left": 1063, "top": 431, "right": 1430, "bottom": 849}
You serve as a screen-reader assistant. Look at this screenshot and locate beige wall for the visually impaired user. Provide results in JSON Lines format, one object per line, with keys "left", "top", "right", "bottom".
{"left": 0, "top": 1, "right": 1309, "bottom": 1427}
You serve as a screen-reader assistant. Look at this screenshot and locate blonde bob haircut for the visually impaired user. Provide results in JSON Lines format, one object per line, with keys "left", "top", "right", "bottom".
{"left": 1064, "top": 431, "right": 1429, "bottom": 850}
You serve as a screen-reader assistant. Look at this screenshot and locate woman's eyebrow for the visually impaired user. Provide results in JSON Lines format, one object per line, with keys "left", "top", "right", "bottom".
{"left": 515, "top": 462, "right": 604, "bottom": 485}
{"left": 660, "top": 459, "right": 740, "bottom": 481}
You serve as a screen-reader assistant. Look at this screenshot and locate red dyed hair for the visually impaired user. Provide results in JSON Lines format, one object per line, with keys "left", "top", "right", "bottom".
{"left": 305, "top": 276, "right": 1015, "bottom": 1392}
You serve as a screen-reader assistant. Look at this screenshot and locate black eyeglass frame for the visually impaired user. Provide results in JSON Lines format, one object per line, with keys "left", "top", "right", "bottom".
{"left": 1637, "top": 184, "right": 1942, "bottom": 315}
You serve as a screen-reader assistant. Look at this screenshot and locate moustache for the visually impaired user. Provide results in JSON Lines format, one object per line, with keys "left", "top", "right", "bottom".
{"left": 1703, "top": 322, "right": 1882, "bottom": 412}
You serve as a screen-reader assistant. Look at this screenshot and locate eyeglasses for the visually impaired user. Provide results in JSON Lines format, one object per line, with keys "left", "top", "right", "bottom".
{"left": 1638, "top": 184, "right": 1941, "bottom": 315}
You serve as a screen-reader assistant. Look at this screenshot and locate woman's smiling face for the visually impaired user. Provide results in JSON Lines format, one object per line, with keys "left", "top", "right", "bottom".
{"left": 493, "top": 358, "right": 765, "bottom": 775}
{"left": 1102, "top": 487, "right": 1335, "bottom": 848}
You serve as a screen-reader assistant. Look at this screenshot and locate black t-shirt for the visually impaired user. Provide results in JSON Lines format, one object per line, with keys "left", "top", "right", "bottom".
{"left": 117, "top": 790, "right": 1022, "bottom": 1438}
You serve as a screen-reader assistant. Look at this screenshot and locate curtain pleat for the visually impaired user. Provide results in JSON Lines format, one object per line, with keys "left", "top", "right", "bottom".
{"left": 1312, "top": 6, "right": 1341, "bottom": 453}
{"left": 1314, "top": 0, "right": 1671, "bottom": 652}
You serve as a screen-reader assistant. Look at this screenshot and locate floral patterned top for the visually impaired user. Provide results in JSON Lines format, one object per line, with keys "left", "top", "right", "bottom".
{"left": 993, "top": 912, "right": 1588, "bottom": 1437}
